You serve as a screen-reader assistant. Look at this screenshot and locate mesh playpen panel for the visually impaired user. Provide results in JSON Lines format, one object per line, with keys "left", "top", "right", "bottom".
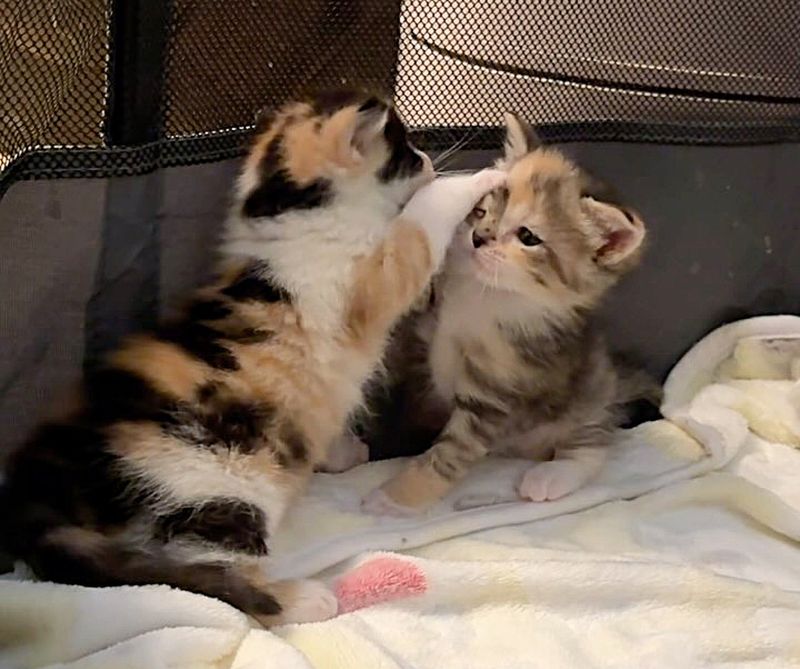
{"left": 1, "top": 0, "right": 799, "bottom": 193}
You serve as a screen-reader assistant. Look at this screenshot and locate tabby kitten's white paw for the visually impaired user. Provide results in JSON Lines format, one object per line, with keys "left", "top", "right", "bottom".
{"left": 518, "top": 461, "right": 590, "bottom": 502}
{"left": 361, "top": 487, "right": 418, "bottom": 517}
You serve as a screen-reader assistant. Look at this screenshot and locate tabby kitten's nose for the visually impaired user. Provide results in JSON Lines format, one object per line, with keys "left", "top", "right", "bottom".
{"left": 472, "top": 229, "right": 488, "bottom": 248}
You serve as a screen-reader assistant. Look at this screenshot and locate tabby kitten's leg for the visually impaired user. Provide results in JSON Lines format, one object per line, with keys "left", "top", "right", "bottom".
{"left": 363, "top": 402, "right": 500, "bottom": 515}
{"left": 518, "top": 425, "right": 611, "bottom": 502}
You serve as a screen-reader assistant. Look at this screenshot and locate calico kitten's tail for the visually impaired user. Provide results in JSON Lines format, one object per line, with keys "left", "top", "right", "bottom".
{"left": 1, "top": 516, "right": 280, "bottom": 613}
{"left": 0, "top": 501, "right": 335, "bottom": 626}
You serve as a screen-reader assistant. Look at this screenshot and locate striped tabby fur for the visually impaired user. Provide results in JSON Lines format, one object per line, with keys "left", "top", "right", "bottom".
{"left": 364, "top": 113, "right": 660, "bottom": 515}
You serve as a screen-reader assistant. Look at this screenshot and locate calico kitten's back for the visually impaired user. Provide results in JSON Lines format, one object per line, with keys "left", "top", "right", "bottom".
{"left": 0, "top": 89, "right": 503, "bottom": 623}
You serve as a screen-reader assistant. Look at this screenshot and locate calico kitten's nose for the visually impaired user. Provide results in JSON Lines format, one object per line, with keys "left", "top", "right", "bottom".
{"left": 472, "top": 229, "right": 488, "bottom": 248}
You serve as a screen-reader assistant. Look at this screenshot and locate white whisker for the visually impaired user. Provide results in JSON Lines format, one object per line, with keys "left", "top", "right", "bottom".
{"left": 432, "top": 128, "right": 481, "bottom": 170}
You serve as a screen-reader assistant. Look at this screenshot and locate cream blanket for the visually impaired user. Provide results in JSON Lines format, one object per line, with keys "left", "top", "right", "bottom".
{"left": 3, "top": 316, "right": 800, "bottom": 668}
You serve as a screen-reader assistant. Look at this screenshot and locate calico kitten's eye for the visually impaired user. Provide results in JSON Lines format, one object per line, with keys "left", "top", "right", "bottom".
{"left": 472, "top": 206, "right": 486, "bottom": 219}
{"left": 517, "top": 227, "right": 542, "bottom": 247}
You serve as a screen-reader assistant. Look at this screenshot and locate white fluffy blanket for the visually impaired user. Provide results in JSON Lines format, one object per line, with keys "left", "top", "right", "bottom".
{"left": 3, "top": 316, "right": 800, "bottom": 668}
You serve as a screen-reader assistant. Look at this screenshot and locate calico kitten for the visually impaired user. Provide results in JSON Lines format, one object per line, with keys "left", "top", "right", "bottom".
{"left": 0, "top": 89, "right": 503, "bottom": 624}
{"left": 363, "top": 113, "right": 658, "bottom": 515}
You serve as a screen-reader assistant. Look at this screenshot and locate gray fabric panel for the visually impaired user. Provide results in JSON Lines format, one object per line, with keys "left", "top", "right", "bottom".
{"left": 0, "top": 178, "right": 106, "bottom": 462}
{"left": 158, "top": 160, "right": 239, "bottom": 320}
{"left": 84, "top": 160, "right": 239, "bottom": 360}
{"left": 84, "top": 173, "right": 161, "bottom": 366}
{"left": 450, "top": 143, "right": 800, "bottom": 378}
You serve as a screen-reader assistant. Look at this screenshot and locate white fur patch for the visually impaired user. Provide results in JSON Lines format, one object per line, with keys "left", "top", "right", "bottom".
{"left": 402, "top": 170, "right": 506, "bottom": 268}
{"left": 518, "top": 461, "right": 591, "bottom": 502}
{"left": 122, "top": 444, "right": 293, "bottom": 535}
{"left": 279, "top": 579, "right": 339, "bottom": 624}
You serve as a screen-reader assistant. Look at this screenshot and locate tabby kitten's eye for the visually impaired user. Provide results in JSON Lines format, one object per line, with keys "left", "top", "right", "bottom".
{"left": 472, "top": 207, "right": 486, "bottom": 219}
{"left": 517, "top": 227, "right": 542, "bottom": 246}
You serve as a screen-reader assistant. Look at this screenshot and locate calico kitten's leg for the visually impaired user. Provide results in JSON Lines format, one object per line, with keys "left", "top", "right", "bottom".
{"left": 518, "top": 426, "right": 610, "bottom": 502}
{"left": 363, "top": 404, "right": 498, "bottom": 515}
{"left": 249, "top": 575, "right": 339, "bottom": 626}
{"left": 317, "top": 431, "right": 369, "bottom": 473}
{"left": 345, "top": 171, "right": 506, "bottom": 350}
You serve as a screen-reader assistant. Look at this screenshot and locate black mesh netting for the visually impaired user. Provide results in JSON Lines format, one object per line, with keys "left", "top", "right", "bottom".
{"left": 1, "top": 0, "right": 799, "bottom": 194}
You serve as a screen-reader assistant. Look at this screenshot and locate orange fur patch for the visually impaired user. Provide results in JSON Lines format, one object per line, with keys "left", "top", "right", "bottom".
{"left": 110, "top": 336, "right": 209, "bottom": 400}
{"left": 345, "top": 220, "right": 432, "bottom": 348}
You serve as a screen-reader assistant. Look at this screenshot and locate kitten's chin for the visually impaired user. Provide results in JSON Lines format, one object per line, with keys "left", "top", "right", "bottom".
{"left": 471, "top": 250, "right": 503, "bottom": 278}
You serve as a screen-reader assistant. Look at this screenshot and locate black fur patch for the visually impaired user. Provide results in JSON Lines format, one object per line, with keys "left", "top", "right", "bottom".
{"left": 156, "top": 499, "right": 268, "bottom": 555}
{"left": 274, "top": 421, "right": 308, "bottom": 467}
{"left": 188, "top": 299, "right": 232, "bottom": 321}
{"left": 202, "top": 401, "right": 275, "bottom": 453}
{"left": 221, "top": 262, "right": 291, "bottom": 304}
{"left": 378, "top": 108, "right": 423, "bottom": 182}
{"left": 158, "top": 322, "right": 240, "bottom": 371}
{"left": 242, "top": 138, "right": 331, "bottom": 219}
{"left": 84, "top": 368, "right": 180, "bottom": 427}
{"left": 3, "top": 422, "right": 144, "bottom": 549}
{"left": 196, "top": 382, "right": 220, "bottom": 402}
{"left": 163, "top": 399, "right": 274, "bottom": 454}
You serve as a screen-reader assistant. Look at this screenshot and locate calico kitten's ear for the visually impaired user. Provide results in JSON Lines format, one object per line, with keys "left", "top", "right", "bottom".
{"left": 503, "top": 112, "right": 541, "bottom": 162}
{"left": 346, "top": 97, "right": 390, "bottom": 157}
{"left": 583, "top": 198, "right": 646, "bottom": 268}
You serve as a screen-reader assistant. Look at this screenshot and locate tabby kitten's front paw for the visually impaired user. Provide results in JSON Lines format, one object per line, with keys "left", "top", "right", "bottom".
{"left": 518, "top": 461, "right": 589, "bottom": 502}
{"left": 361, "top": 487, "right": 419, "bottom": 517}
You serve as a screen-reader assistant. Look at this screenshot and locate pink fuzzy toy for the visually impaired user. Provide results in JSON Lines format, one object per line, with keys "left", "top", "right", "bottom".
{"left": 334, "top": 556, "right": 427, "bottom": 614}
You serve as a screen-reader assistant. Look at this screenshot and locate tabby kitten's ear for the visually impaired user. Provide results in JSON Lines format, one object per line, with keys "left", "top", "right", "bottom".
{"left": 503, "top": 112, "right": 541, "bottom": 162}
{"left": 582, "top": 198, "right": 646, "bottom": 268}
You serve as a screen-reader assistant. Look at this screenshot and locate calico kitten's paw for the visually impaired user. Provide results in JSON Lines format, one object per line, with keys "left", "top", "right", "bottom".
{"left": 518, "top": 461, "right": 588, "bottom": 502}
{"left": 279, "top": 579, "right": 339, "bottom": 624}
{"left": 402, "top": 169, "right": 507, "bottom": 264}
{"left": 318, "top": 434, "right": 370, "bottom": 473}
{"left": 469, "top": 168, "right": 507, "bottom": 196}
{"left": 361, "top": 487, "right": 418, "bottom": 517}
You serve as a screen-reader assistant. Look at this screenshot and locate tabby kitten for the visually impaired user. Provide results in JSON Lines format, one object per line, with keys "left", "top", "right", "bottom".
{"left": 0, "top": 90, "right": 502, "bottom": 624}
{"left": 364, "top": 113, "right": 656, "bottom": 515}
